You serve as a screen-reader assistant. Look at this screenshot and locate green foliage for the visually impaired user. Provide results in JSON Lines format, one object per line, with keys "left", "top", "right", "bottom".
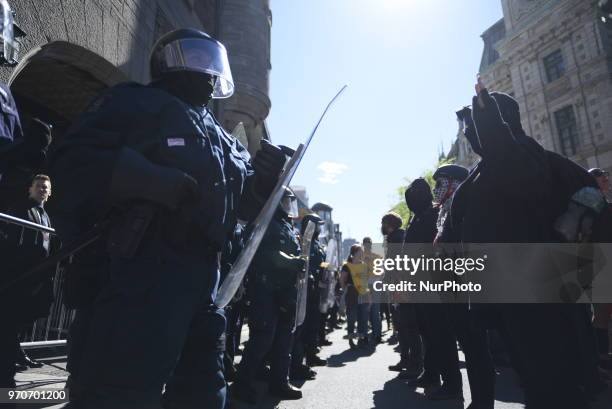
{"left": 389, "top": 157, "right": 455, "bottom": 227}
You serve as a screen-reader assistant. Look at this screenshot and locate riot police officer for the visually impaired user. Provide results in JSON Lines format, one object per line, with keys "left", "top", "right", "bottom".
{"left": 290, "top": 213, "right": 326, "bottom": 379}
{"left": 302, "top": 214, "right": 327, "bottom": 367}
{"left": 50, "top": 29, "right": 290, "bottom": 409}
{"left": 233, "top": 187, "right": 304, "bottom": 403}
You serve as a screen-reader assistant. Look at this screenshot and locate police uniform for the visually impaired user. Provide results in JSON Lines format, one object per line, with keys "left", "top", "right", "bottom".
{"left": 235, "top": 211, "right": 302, "bottom": 392}
{"left": 302, "top": 239, "right": 326, "bottom": 360}
{"left": 50, "top": 82, "right": 255, "bottom": 409}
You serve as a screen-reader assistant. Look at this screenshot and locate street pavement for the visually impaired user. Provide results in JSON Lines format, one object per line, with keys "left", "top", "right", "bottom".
{"left": 15, "top": 323, "right": 612, "bottom": 409}
{"left": 230, "top": 324, "right": 612, "bottom": 409}
{"left": 230, "top": 325, "right": 526, "bottom": 409}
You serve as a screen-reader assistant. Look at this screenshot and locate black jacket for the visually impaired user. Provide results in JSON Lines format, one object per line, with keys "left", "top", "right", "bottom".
{"left": 0, "top": 198, "right": 57, "bottom": 321}
{"left": 404, "top": 206, "right": 439, "bottom": 244}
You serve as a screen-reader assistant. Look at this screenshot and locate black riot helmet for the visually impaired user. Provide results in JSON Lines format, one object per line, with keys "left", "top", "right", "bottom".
{"left": 404, "top": 178, "right": 432, "bottom": 215}
{"left": 279, "top": 187, "right": 298, "bottom": 218}
{"left": 301, "top": 213, "right": 324, "bottom": 238}
{"left": 150, "top": 28, "right": 234, "bottom": 99}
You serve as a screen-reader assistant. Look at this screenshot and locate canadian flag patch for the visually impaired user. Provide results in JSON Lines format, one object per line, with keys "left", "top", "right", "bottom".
{"left": 167, "top": 137, "right": 185, "bottom": 147}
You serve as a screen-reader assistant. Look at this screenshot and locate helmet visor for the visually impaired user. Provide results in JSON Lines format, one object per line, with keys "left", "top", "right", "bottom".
{"left": 1, "top": 0, "right": 18, "bottom": 64}
{"left": 280, "top": 196, "right": 299, "bottom": 218}
{"left": 160, "top": 37, "right": 234, "bottom": 98}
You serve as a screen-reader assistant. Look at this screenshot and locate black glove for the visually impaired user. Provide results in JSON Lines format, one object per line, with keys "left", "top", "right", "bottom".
{"left": 279, "top": 145, "right": 296, "bottom": 157}
{"left": 109, "top": 147, "right": 199, "bottom": 210}
{"left": 252, "top": 139, "right": 287, "bottom": 197}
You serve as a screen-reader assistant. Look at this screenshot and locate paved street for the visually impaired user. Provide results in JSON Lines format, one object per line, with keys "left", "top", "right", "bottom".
{"left": 16, "top": 324, "right": 612, "bottom": 409}
{"left": 231, "top": 325, "right": 612, "bottom": 409}
{"left": 230, "top": 325, "right": 526, "bottom": 409}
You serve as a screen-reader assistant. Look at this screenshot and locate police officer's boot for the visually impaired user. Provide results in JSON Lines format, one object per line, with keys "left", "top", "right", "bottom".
{"left": 231, "top": 381, "right": 258, "bottom": 404}
{"left": 305, "top": 350, "right": 326, "bottom": 367}
{"left": 269, "top": 383, "right": 302, "bottom": 400}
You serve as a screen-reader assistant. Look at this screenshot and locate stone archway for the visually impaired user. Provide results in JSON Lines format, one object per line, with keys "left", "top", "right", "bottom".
{"left": 8, "top": 40, "right": 127, "bottom": 133}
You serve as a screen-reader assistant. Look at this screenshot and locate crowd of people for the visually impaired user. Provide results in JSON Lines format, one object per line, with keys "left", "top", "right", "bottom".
{"left": 1, "top": 4, "right": 612, "bottom": 409}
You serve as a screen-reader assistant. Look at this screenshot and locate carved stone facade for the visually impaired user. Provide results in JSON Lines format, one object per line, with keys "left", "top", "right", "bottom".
{"left": 451, "top": 0, "right": 612, "bottom": 172}
{"left": 0, "top": 0, "right": 271, "bottom": 154}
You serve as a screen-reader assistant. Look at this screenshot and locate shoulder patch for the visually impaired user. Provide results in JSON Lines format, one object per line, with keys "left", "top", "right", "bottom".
{"left": 167, "top": 137, "right": 185, "bottom": 147}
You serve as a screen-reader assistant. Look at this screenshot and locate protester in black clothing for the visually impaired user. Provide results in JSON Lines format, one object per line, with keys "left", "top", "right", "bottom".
{"left": 446, "top": 78, "right": 589, "bottom": 409}
{"left": 399, "top": 177, "right": 463, "bottom": 400}
{"left": 0, "top": 174, "right": 56, "bottom": 388}
{"left": 381, "top": 212, "right": 423, "bottom": 374}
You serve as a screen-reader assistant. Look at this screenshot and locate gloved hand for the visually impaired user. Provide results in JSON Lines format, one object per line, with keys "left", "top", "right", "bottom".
{"left": 252, "top": 139, "right": 287, "bottom": 198}
{"left": 109, "top": 147, "right": 199, "bottom": 210}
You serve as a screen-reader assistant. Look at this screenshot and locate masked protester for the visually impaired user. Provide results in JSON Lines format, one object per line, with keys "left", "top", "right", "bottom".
{"left": 233, "top": 188, "right": 304, "bottom": 403}
{"left": 433, "top": 166, "right": 497, "bottom": 407}
{"left": 381, "top": 212, "right": 423, "bottom": 374}
{"left": 290, "top": 213, "right": 326, "bottom": 380}
{"left": 445, "top": 79, "right": 589, "bottom": 409}
{"left": 400, "top": 177, "right": 464, "bottom": 401}
{"left": 49, "top": 29, "right": 292, "bottom": 409}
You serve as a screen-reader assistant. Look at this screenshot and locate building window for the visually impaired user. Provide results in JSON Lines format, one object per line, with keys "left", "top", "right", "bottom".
{"left": 554, "top": 106, "right": 579, "bottom": 156}
{"left": 543, "top": 49, "right": 565, "bottom": 82}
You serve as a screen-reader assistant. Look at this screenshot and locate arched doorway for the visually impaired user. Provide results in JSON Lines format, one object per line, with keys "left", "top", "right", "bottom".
{"left": 8, "top": 40, "right": 127, "bottom": 138}
{"left": 6, "top": 42, "right": 127, "bottom": 345}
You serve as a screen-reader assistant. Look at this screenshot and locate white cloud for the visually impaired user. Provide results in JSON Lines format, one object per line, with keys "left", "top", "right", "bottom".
{"left": 317, "top": 161, "right": 349, "bottom": 184}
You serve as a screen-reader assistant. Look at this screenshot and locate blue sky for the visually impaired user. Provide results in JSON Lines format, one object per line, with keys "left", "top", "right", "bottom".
{"left": 267, "top": 0, "right": 503, "bottom": 243}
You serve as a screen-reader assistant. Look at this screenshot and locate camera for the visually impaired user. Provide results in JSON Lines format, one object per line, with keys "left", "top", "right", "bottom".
{"left": 455, "top": 105, "right": 472, "bottom": 122}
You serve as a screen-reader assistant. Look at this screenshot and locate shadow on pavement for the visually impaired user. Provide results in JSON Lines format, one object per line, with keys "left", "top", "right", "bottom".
{"left": 326, "top": 343, "right": 377, "bottom": 368}
{"left": 371, "top": 377, "right": 463, "bottom": 409}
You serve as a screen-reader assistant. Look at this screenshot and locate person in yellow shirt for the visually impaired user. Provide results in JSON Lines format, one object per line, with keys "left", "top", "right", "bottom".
{"left": 340, "top": 244, "right": 371, "bottom": 349}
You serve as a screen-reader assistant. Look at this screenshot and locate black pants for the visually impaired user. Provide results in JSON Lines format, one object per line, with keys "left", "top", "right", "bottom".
{"left": 417, "top": 304, "right": 461, "bottom": 390}
{"left": 397, "top": 304, "right": 423, "bottom": 367}
{"left": 495, "top": 304, "right": 587, "bottom": 409}
{"left": 380, "top": 302, "right": 392, "bottom": 329}
{"left": 454, "top": 306, "right": 494, "bottom": 409}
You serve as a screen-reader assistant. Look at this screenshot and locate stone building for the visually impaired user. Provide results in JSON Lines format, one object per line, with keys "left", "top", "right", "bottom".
{"left": 1, "top": 0, "right": 271, "bottom": 154}
{"left": 451, "top": 0, "right": 612, "bottom": 172}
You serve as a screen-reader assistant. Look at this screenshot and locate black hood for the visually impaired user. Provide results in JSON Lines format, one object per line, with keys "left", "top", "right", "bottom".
{"left": 405, "top": 178, "right": 432, "bottom": 215}
{"left": 490, "top": 92, "right": 526, "bottom": 139}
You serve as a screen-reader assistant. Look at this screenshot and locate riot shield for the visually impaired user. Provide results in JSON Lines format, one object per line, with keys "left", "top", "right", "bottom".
{"left": 215, "top": 85, "right": 348, "bottom": 308}
{"left": 294, "top": 221, "right": 315, "bottom": 330}
{"left": 320, "top": 238, "right": 338, "bottom": 312}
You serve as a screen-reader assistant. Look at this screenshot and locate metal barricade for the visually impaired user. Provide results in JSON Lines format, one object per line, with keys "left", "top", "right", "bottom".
{"left": 1, "top": 211, "right": 74, "bottom": 348}
{"left": 20, "top": 263, "right": 74, "bottom": 348}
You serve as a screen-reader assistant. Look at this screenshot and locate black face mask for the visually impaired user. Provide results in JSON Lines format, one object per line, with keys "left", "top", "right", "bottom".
{"left": 153, "top": 71, "right": 215, "bottom": 107}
